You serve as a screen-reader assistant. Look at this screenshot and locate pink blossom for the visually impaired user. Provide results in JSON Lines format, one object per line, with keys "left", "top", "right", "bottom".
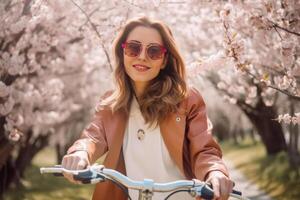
{"left": 217, "top": 82, "right": 227, "bottom": 90}
{"left": 279, "top": 114, "right": 292, "bottom": 124}
{"left": 229, "top": 97, "right": 237, "bottom": 104}
{"left": 291, "top": 113, "right": 300, "bottom": 125}
{"left": 8, "top": 129, "right": 23, "bottom": 142}
{"left": 248, "top": 86, "right": 257, "bottom": 98}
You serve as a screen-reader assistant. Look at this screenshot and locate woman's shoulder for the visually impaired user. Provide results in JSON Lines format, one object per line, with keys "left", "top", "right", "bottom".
{"left": 94, "top": 90, "right": 115, "bottom": 113}
{"left": 178, "top": 86, "right": 206, "bottom": 114}
{"left": 186, "top": 86, "right": 205, "bottom": 105}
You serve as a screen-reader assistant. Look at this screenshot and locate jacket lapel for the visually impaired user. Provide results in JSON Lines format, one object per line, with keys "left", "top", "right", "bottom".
{"left": 103, "top": 109, "right": 128, "bottom": 169}
{"left": 159, "top": 111, "right": 186, "bottom": 174}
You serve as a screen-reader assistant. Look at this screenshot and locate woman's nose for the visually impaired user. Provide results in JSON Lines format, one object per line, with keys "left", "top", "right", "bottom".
{"left": 137, "top": 47, "right": 147, "bottom": 60}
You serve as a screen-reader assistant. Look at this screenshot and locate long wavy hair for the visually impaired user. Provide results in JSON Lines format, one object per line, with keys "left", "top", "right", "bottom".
{"left": 101, "top": 16, "right": 188, "bottom": 127}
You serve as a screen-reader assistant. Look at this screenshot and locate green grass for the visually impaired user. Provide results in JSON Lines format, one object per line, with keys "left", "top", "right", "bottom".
{"left": 221, "top": 139, "right": 300, "bottom": 200}
{"left": 4, "top": 148, "right": 95, "bottom": 200}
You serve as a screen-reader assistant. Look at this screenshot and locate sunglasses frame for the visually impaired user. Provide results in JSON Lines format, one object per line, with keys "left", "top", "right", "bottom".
{"left": 121, "top": 41, "right": 167, "bottom": 60}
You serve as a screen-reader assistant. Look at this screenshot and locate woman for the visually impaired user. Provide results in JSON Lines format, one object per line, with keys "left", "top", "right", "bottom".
{"left": 62, "top": 16, "right": 233, "bottom": 200}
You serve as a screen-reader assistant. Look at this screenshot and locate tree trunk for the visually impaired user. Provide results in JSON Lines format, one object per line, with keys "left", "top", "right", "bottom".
{"left": 239, "top": 99, "right": 287, "bottom": 155}
{"left": 0, "top": 129, "right": 50, "bottom": 197}
{"left": 0, "top": 156, "right": 15, "bottom": 200}
{"left": 55, "top": 143, "right": 69, "bottom": 164}
{"left": 249, "top": 129, "right": 257, "bottom": 144}
{"left": 209, "top": 78, "right": 287, "bottom": 154}
{"left": 0, "top": 117, "right": 13, "bottom": 170}
{"left": 288, "top": 101, "right": 300, "bottom": 168}
{"left": 232, "top": 129, "right": 238, "bottom": 145}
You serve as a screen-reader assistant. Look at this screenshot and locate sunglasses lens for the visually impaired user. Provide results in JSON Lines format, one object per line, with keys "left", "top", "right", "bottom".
{"left": 147, "top": 45, "right": 164, "bottom": 60}
{"left": 125, "top": 42, "right": 141, "bottom": 57}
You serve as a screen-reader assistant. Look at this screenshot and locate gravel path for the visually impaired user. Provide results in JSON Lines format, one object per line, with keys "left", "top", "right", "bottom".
{"left": 224, "top": 159, "right": 274, "bottom": 200}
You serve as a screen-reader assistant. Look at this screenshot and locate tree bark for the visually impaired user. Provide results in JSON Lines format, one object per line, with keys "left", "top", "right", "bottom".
{"left": 208, "top": 78, "right": 287, "bottom": 154}
{"left": 288, "top": 101, "right": 300, "bottom": 168}
{"left": 239, "top": 99, "right": 287, "bottom": 154}
{"left": 0, "top": 129, "right": 50, "bottom": 197}
{"left": 0, "top": 156, "right": 15, "bottom": 200}
{"left": 55, "top": 143, "right": 69, "bottom": 164}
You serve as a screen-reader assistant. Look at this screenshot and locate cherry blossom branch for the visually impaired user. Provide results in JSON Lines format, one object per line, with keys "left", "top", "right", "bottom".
{"left": 267, "top": 19, "right": 300, "bottom": 37}
{"left": 222, "top": 21, "right": 300, "bottom": 101}
{"left": 273, "top": 25, "right": 283, "bottom": 40}
{"left": 122, "top": 0, "right": 147, "bottom": 9}
{"left": 260, "top": 64, "right": 285, "bottom": 76}
{"left": 70, "top": 0, "right": 113, "bottom": 72}
{"left": 244, "top": 69, "right": 300, "bottom": 101}
{"left": 207, "top": 76, "right": 262, "bottom": 116}
{"left": 79, "top": 6, "right": 116, "bottom": 29}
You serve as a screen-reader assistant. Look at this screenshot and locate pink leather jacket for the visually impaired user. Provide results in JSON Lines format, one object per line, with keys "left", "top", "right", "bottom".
{"left": 67, "top": 87, "right": 229, "bottom": 200}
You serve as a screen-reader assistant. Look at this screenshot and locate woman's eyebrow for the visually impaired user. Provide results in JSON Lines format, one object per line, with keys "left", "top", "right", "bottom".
{"left": 128, "top": 40, "right": 141, "bottom": 43}
{"left": 148, "top": 42, "right": 162, "bottom": 45}
{"left": 128, "top": 40, "right": 162, "bottom": 45}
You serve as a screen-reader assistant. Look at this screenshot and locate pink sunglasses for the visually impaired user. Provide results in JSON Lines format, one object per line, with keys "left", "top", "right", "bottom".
{"left": 122, "top": 41, "right": 167, "bottom": 60}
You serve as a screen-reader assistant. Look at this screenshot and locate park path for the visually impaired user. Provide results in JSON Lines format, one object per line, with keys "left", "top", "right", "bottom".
{"left": 224, "top": 159, "right": 274, "bottom": 200}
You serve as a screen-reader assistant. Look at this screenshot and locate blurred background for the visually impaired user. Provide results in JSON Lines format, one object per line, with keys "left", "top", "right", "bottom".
{"left": 0, "top": 0, "right": 299, "bottom": 199}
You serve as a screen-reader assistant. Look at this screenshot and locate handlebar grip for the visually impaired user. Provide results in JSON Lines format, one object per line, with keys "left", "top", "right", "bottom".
{"left": 73, "top": 170, "right": 105, "bottom": 184}
{"left": 200, "top": 184, "right": 214, "bottom": 200}
{"left": 232, "top": 189, "right": 242, "bottom": 196}
{"left": 54, "top": 166, "right": 64, "bottom": 177}
{"left": 40, "top": 165, "right": 105, "bottom": 184}
{"left": 205, "top": 183, "right": 242, "bottom": 199}
{"left": 40, "top": 165, "right": 64, "bottom": 176}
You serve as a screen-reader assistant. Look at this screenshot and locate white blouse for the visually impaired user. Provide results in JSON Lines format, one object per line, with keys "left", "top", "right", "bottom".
{"left": 122, "top": 97, "right": 195, "bottom": 200}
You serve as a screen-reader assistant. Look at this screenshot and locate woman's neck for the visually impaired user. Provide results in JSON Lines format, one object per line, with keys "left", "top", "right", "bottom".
{"left": 133, "top": 81, "right": 148, "bottom": 99}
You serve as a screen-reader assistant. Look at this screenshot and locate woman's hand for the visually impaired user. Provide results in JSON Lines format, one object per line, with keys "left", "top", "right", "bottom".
{"left": 61, "top": 151, "right": 90, "bottom": 184}
{"left": 205, "top": 170, "right": 234, "bottom": 200}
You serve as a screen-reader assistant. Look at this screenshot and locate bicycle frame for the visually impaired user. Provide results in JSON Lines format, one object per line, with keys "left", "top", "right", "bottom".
{"left": 40, "top": 164, "right": 249, "bottom": 200}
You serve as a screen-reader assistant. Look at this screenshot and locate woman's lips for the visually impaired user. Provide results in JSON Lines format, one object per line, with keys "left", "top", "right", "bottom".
{"left": 133, "top": 64, "right": 150, "bottom": 72}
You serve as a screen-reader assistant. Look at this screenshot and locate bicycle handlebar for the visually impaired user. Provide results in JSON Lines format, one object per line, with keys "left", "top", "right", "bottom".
{"left": 40, "top": 164, "right": 248, "bottom": 200}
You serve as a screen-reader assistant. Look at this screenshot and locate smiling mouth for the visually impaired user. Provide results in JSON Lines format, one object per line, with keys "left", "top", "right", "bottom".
{"left": 133, "top": 64, "right": 151, "bottom": 72}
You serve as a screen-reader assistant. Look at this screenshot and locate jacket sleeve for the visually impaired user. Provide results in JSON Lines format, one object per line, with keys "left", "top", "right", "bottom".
{"left": 186, "top": 88, "right": 229, "bottom": 181}
{"left": 67, "top": 108, "right": 108, "bottom": 164}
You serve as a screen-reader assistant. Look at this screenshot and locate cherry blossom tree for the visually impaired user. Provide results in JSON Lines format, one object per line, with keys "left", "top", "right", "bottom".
{"left": 1, "top": 0, "right": 299, "bottom": 195}
{"left": 0, "top": 0, "right": 116, "bottom": 192}
{"left": 201, "top": 1, "right": 298, "bottom": 120}
{"left": 184, "top": 0, "right": 299, "bottom": 161}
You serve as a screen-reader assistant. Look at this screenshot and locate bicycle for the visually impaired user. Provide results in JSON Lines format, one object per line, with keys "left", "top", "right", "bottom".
{"left": 40, "top": 164, "right": 249, "bottom": 200}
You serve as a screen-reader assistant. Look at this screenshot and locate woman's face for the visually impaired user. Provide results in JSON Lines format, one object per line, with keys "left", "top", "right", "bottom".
{"left": 123, "top": 26, "right": 167, "bottom": 91}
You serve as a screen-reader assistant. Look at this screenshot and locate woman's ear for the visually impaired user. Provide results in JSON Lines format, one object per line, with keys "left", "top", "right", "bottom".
{"left": 160, "top": 54, "right": 168, "bottom": 69}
